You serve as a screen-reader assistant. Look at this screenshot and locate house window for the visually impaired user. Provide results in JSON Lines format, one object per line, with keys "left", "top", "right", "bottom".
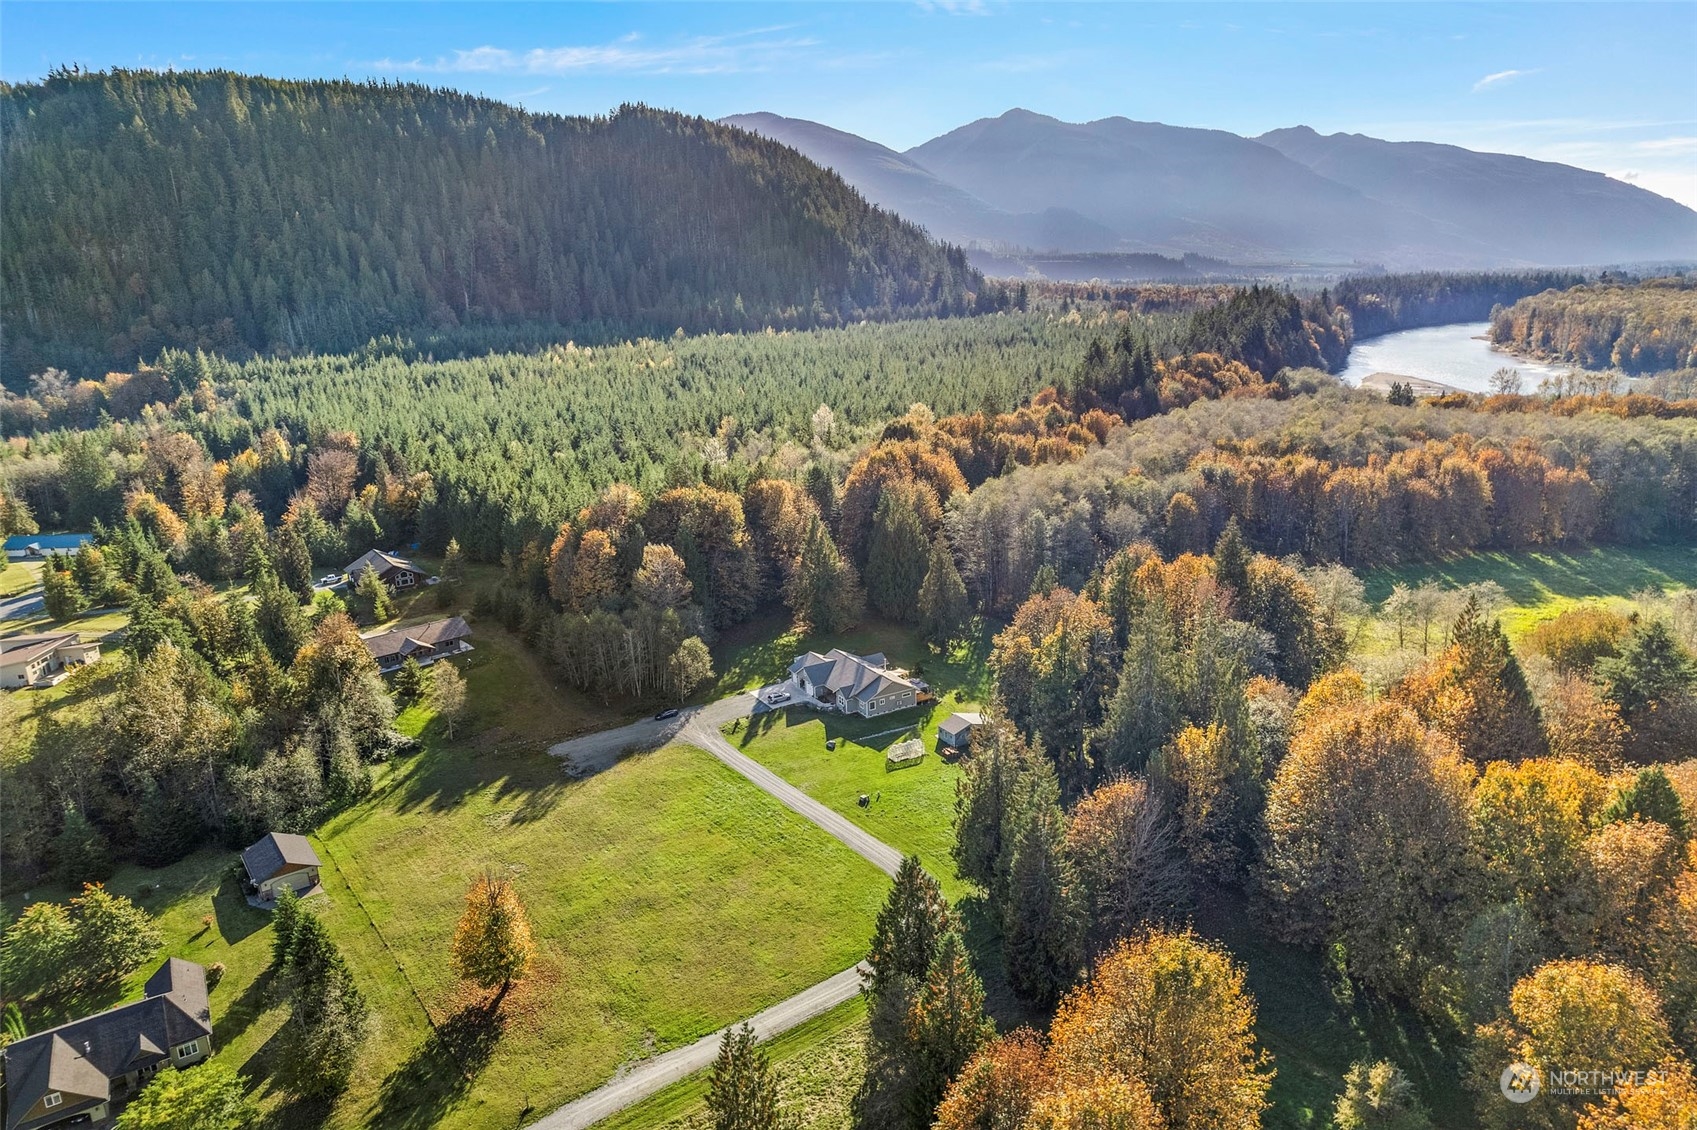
{"left": 44, "top": 1093, "right": 62, "bottom": 1108}
{"left": 178, "top": 1041, "right": 200, "bottom": 1057}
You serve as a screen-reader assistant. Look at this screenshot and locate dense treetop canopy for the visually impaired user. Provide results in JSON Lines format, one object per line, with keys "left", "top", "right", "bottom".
{"left": 0, "top": 68, "right": 980, "bottom": 385}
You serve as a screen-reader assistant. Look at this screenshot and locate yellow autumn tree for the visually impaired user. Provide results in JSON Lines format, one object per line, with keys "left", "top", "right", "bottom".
{"left": 1044, "top": 929, "right": 1270, "bottom": 1130}
{"left": 450, "top": 872, "right": 536, "bottom": 995}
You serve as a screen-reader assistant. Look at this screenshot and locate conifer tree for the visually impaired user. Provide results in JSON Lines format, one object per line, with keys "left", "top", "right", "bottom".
{"left": 1002, "top": 796, "right": 1083, "bottom": 1009}
{"left": 1602, "top": 766, "right": 1688, "bottom": 839}
{"left": 1447, "top": 596, "right": 1548, "bottom": 762}
{"left": 706, "top": 1024, "right": 785, "bottom": 1130}
{"left": 905, "top": 933, "right": 995, "bottom": 1127}
{"left": 1212, "top": 517, "right": 1251, "bottom": 600}
{"left": 351, "top": 566, "right": 393, "bottom": 626}
{"left": 864, "top": 486, "right": 930, "bottom": 623}
{"left": 917, "top": 536, "right": 970, "bottom": 647}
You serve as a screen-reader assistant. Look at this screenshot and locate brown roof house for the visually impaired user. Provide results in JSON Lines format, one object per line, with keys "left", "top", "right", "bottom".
{"left": 1, "top": 634, "right": 100, "bottom": 690}
{"left": 787, "top": 650, "right": 919, "bottom": 719}
{"left": 242, "top": 832, "right": 323, "bottom": 907}
{"left": 359, "top": 616, "right": 473, "bottom": 674}
{"left": 0, "top": 958, "right": 213, "bottom": 1130}
{"left": 345, "top": 549, "right": 430, "bottom": 591}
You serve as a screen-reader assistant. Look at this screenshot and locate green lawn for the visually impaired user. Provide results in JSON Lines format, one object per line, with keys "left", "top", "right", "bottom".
{"left": 599, "top": 997, "right": 868, "bottom": 1130}
{"left": 710, "top": 614, "right": 995, "bottom": 705}
{"left": 1362, "top": 545, "right": 1697, "bottom": 639}
{"left": 1191, "top": 887, "right": 1470, "bottom": 1130}
{"left": 1, "top": 559, "right": 43, "bottom": 597}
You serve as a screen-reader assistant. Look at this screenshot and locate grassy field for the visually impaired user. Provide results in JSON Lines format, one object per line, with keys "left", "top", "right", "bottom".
{"left": 3, "top": 616, "right": 891, "bottom": 1130}
{"left": 598, "top": 997, "right": 868, "bottom": 1130}
{"left": 0, "top": 558, "right": 43, "bottom": 597}
{"left": 1362, "top": 545, "right": 1697, "bottom": 639}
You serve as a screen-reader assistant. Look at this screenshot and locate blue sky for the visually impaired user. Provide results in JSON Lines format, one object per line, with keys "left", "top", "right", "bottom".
{"left": 5, "top": 1, "right": 1696, "bottom": 206}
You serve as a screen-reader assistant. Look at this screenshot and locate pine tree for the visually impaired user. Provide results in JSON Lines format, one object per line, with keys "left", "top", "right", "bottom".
{"left": 784, "top": 515, "right": 863, "bottom": 634}
{"left": 918, "top": 536, "right": 971, "bottom": 648}
{"left": 1001, "top": 798, "right": 1083, "bottom": 1009}
{"left": 351, "top": 566, "right": 393, "bottom": 626}
{"left": 394, "top": 657, "right": 427, "bottom": 703}
{"left": 52, "top": 805, "right": 112, "bottom": 886}
{"left": 449, "top": 871, "right": 536, "bottom": 994}
{"left": 271, "top": 887, "right": 303, "bottom": 969}
{"left": 1212, "top": 518, "right": 1251, "bottom": 600}
{"left": 271, "top": 524, "right": 314, "bottom": 599}
{"left": 278, "top": 912, "right": 368, "bottom": 1097}
{"left": 436, "top": 537, "right": 466, "bottom": 609}
{"left": 42, "top": 566, "right": 87, "bottom": 622}
{"left": 254, "top": 570, "right": 310, "bottom": 666}
{"left": 864, "top": 486, "right": 930, "bottom": 623}
{"left": 905, "top": 933, "right": 995, "bottom": 1127}
{"left": 706, "top": 1024, "right": 785, "bottom": 1130}
{"left": 867, "top": 856, "right": 953, "bottom": 1001}
{"left": 1446, "top": 596, "right": 1547, "bottom": 762}
{"left": 1602, "top": 766, "right": 1689, "bottom": 839}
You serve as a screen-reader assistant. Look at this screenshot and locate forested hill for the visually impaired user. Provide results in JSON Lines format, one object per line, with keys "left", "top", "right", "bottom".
{"left": 0, "top": 69, "right": 978, "bottom": 386}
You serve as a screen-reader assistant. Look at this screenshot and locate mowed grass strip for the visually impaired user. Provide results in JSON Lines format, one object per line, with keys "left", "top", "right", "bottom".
{"left": 317, "top": 738, "right": 888, "bottom": 1129}
{"left": 1362, "top": 545, "right": 1697, "bottom": 638}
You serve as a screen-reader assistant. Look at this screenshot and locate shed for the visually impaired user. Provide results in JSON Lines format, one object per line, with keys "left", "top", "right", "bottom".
{"left": 241, "top": 833, "right": 322, "bottom": 903}
{"left": 937, "top": 712, "right": 985, "bottom": 749}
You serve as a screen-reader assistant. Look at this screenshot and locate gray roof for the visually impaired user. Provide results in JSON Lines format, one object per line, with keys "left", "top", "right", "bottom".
{"left": 0, "top": 633, "right": 82, "bottom": 667}
{"left": 242, "top": 832, "right": 321, "bottom": 882}
{"left": 2, "top": 960, "right": 212, "bottom": 1130}
{"left": 360, "top": 617, "right": 472, "bottom": 662}
{"left": 787, "top": 650, "right": 914, "bottom": 701}
{"left": 938, "top": 712, "right": 985, "bottom": 738}
{"left": 346, "top": 548, "right": 425, "bottom": 579}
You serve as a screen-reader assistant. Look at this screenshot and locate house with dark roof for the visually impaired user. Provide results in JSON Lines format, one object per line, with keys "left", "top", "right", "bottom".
{"left": 1, "top": 959, "right": 213, "bottom": 1130}
{"left": 241, "top": 832, "right": 322, "bottom": 905}
{"left": 787, "top": 649, "right": 918, "bottom": 719}
{"left": 359, "top": 617, "right": 473, "bottom": 674}
{"left": 344, "top": 549, "right": 429, "bottom": 591}
{"left": 1, "top": 634, "right": 101, "bottom": 690}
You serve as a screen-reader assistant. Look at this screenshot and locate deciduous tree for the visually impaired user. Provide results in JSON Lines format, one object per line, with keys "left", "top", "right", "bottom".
{"left": 450, "top": 871, "right": 536, "bottom": 995}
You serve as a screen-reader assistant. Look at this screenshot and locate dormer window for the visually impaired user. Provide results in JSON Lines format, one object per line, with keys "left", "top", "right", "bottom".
{"left": 43, "top": 1093, "right": 63, "bottom": 1108}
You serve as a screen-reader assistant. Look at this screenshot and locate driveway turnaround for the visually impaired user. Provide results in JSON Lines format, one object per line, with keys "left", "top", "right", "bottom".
{"left": 547, "top": 692, "right": 758, "bottom": 777}
{"left": 527, "top": 963, "right": 870, "bottom": 1130}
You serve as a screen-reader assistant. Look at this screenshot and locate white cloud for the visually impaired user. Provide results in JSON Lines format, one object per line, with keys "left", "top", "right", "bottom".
{"left": 916, "top": 0, "right": 988, "bottom": 15}
{"left": 373, "top": 28, "right": 818, "bottom": 77}
{"left": 1635, "top": 136, "right": 1697, "bottom": 155}
{"left": 1472, "top": 68, "right": 1538, "bottom": 93}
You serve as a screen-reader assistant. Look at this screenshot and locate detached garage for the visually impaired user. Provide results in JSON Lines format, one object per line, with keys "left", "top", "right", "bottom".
{"left": 242, "top": 832, "right": 322, "bottom": 906}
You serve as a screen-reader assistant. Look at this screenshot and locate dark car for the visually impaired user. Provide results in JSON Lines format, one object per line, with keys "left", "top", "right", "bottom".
{"left": 654, "top": 707, "right": 680, "bottom": 720}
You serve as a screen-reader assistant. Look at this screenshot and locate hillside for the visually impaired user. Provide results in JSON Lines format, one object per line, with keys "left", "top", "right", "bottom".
{"left": 0, "top": 71, "right": 978, "bottom": 386}
{"left": 1259, "top": 125, "right": 1697, "bottom": 268}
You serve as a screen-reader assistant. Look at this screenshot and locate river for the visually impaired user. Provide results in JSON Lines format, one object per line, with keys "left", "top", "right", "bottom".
{"left": 1339, "top": 321, "right": 1571, "bottom": 394}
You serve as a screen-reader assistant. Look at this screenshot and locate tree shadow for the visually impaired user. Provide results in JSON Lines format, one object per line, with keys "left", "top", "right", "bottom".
{"left": 955, "top": 892, "right": 1042, "bottom": 1034}
{"left": 213, "top": 965, "right": 277, "bottom": 1050}
{"left": 371, "top": 995, "right": 508, "bottom": 1130}
{"left": 213, "top": 869, "right": 268, "bottom": 945}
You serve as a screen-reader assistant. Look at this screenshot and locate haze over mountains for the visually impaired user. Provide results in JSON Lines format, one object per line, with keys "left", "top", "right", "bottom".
{"left": 723, "top": 109, "right": 1697, "bottom": 270}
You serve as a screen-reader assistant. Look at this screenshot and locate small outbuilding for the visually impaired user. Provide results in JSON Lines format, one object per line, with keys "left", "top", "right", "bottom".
{"left": 937, "top": 712, "right": 985, "bottom": 750}
{"left": 886, "top": 738, "right": 926, "bottom": 771}
{"left": 241, "top": 833, "right": 322, "bottom": 906}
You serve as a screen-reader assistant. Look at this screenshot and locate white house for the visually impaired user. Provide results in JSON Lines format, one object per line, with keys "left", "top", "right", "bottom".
{"left": 1, "top": 634, "right": 100, "bottom": 689}
{"left": 787, "top": 649, "right": 918, "bottom": 719}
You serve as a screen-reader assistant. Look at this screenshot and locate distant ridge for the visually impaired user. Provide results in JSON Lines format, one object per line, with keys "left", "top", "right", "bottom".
{"left": 727, "top": 107, "right": 1697, "bottom": 270}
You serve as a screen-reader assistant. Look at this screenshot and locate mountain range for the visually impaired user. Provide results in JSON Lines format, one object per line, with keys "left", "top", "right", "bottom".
{"left": 722, "top": 109, "right": 1697, "bottom": 270}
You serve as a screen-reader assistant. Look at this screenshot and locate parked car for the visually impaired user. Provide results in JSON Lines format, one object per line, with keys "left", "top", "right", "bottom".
{"left": 654, "top": 707, "right": 680, "bottom": 720}
{"left": 317, "top": 574, "right": 341, "bottom": 587}
{"left": 765, "top": 689, "right": 791, "bottom": 703}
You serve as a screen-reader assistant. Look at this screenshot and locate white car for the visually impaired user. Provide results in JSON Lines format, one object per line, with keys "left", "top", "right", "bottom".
{"left": 318, "top": 574, "right": 341, "bottom": 587}
{"left": 766, "top": 689, "right": 791, "bottom": 703}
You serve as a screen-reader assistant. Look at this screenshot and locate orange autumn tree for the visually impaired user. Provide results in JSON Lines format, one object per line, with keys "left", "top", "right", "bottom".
{"left": 450, "top": 871, "right": 536, "bottom": 995}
